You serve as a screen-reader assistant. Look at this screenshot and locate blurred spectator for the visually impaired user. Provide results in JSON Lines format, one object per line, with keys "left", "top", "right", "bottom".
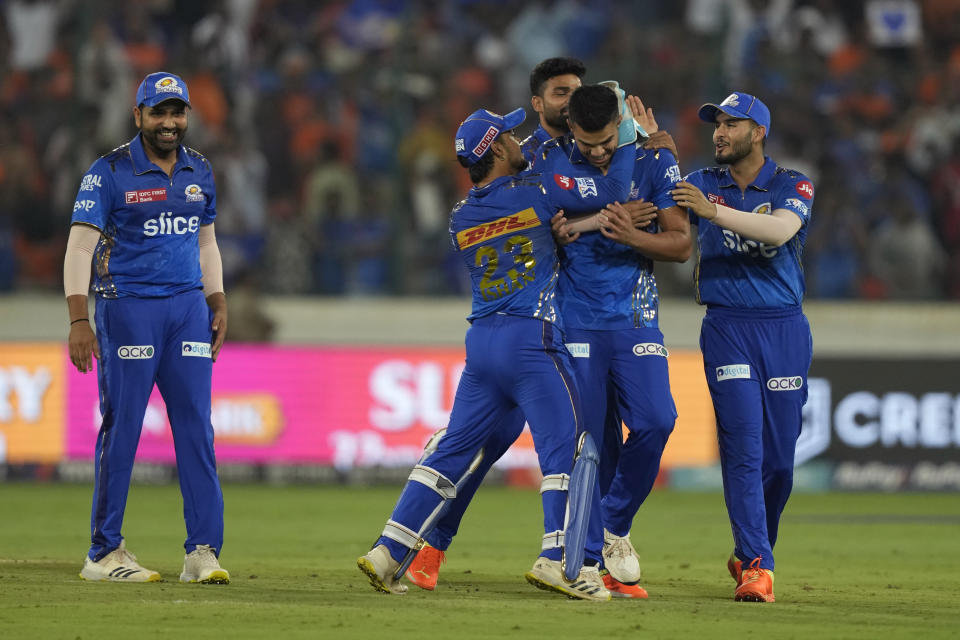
{"left": 865, "top": 191, "right": 946, "bottom": 299}
{"left": 226, "top": 269, "right": 275, "bottom": 342}
{"left": 1, "top": 0, "right": 960, "bottom": 300}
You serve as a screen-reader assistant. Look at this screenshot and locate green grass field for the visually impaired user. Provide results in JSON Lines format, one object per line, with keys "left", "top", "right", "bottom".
{"left": 1, "top": 483, "right": 958, "bottom": 639}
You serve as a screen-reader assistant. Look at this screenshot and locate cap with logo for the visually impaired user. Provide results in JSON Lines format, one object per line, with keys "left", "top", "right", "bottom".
{"left": 698, "top": 91, "right": 770, "bottom": 137}
{"left": 135, "top": 72, "right": 191, "bottom": 108}
{"left": 455, "top": 107, "right": 526, "bottom": 166}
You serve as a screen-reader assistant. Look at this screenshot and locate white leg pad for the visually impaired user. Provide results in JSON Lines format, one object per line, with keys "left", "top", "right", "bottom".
{"left": 409, "top": 465, "right": 457, "bottom": 499}
{"left": 382, "top": 520, "right": 422, "bottom": 550}
{"left": 542, "top": 530, "right": 565, "bottom": 550}
{"left": 540, "top": 473, "right": 570, "bottom": 494}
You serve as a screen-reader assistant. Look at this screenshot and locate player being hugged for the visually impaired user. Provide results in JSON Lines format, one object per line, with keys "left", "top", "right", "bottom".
{"left": 670, "top": 92, "right": 814, "bottom": 603}
{"left": 357, "top": 105, "right": 643, "bottom": 601}
{"left": 65, "top": 72, "right": 230, "bottom": 585}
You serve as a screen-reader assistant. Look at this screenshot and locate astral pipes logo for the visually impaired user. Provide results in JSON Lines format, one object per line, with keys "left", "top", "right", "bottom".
{"left": 767, "top": 376, "right": 803, "bottom": 391}
{"left": 118, "top": 345, "right": 154, "bottom": 359}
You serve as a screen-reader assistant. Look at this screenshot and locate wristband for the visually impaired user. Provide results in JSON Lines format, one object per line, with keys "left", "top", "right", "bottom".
{"left": 70, "top": 318, "right": 89, "bottom": 326}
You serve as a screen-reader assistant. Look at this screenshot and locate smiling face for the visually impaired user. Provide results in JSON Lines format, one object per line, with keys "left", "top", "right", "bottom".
{"left": 134, "top": 99, "right": 188, "bottom": 159}
{"left": 569, "top": 118, "right": 619, "bottom": 169}
{"left": 712, "top": 113, "right": 762, "bottom": 165}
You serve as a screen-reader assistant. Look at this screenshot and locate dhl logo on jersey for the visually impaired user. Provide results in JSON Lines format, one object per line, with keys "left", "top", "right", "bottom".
{"left": 457, "top": 207, "right": 540, "bottom": 250}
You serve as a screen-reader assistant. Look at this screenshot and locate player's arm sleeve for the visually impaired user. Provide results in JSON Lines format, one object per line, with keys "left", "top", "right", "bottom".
{"left": 70, "top": 160, "right": 112, "bottom": 229}
{"left": 650, "top": 150, "right": 683, "bottom": 211}
{"left": 198, "top": 223, "right": 224, "bottom": 296}
{"left": 710, "top": 206, "right": 802, "bottom": 246}
{"left": 543, "top": 143, "right": 634, "bottom": 213}
{"left": 711, "top": 174, "right": 813, "bottom": 246}
{"left": 63, "top": 224, "right": 101, "bottom": 297}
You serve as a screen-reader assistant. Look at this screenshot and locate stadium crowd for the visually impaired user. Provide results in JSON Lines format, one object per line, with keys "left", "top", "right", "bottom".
{"left": 2, "top": 0, "right": 960, "bottom": 299}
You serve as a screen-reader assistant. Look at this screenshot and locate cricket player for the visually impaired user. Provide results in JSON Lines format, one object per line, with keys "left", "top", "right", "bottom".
{"left": 540, "top": 83, "right": 691, "bottom": 598}
{"left": 65, "top": 72, "right": 230, "bottom": 584}
{"left": 357, "top": 104, "right": 642, "bottom": 600}
{"left": 671, "top": 91, "right": 814, "bottom": 603}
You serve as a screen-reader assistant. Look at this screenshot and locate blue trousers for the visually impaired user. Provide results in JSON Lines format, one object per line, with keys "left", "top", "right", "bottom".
{"left": 379, "top": 314, "right": 581, "bottom": 563}
{"left": 89, "top": 290, "right": 223, "bottom": 561}
{"left": 701, "top": 306, "right": 811, "bottom": 572}
{"left": 566, "top": 327, "right": 676, "bottom": 553}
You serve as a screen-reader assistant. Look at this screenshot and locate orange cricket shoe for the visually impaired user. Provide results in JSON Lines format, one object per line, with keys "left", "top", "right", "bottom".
{"left": 734, "top": 558, "right": 775, "bottom": 602}
{"left": 602, "top": 571, "right": 649, "bottom": 599}
{"left": 727, "top": 552, "right": 743, "bottom": 586}
{"left": 404, "top": 545, "right": 445, "bottom": 591}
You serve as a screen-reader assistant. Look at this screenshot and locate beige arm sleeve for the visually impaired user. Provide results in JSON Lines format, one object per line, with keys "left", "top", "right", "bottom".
{"left": 198, "top": 223, "right": 225, "bottom": 296}
{"left": 63, "top": 224, "right": 101, "bottom": 297}
{"left": 711, "top": 206, "right": 802, "bottom": 246}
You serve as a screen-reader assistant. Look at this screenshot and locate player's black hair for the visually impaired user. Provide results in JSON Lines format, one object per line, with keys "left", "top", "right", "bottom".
{"left": 529, "top": 57, "right": 587, "bottom": 97}
{"left": 458, "top": 150, "right": 495, "bottom": 184}
{"left": 567, "top": 85, "right": 619, "bottom": 132}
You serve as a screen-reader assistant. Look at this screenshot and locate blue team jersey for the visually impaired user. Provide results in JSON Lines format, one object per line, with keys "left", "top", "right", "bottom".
{"left": 70, "top": 134, "right": 217, "bottom": 298}
{"left": 450, "top": 162, "right": 634, "bottom": 325}
{"left": 684, "top": 157, "right": 813, "bottom": 309}
{"left": 536, "top": 135, "right": 682, "bottom": 330}
{"left": 520, "top": 125, "right": 553, "bottom": 165}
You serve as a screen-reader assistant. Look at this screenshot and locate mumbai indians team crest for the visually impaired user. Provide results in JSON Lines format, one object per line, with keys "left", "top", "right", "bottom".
{"left": 184, "top": 184, "right": 204, "bottom": 202}
{"left": 751, "top": 202, "right": 772, "bottom": 215}
{"left": 155, "top": 76, "right": 184, "bottom": 96}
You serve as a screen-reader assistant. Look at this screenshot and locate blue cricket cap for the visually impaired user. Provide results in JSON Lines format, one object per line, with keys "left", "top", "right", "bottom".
{"left": 698, "top": 91, "right": 770, "bottom": 137}
{"left": 135, "top": 72, "right": 191, "bottom": 108}
{"left": 455, "top": 107, "right": 526, "bottom": 165}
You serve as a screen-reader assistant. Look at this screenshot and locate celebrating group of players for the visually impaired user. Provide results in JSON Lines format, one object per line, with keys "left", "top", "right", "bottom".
{"left": 358, "top": 57, "right": 815, "bottom": 605}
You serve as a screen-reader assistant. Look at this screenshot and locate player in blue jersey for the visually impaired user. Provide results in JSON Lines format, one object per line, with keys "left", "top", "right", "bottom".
{"left": 670, "top": 92, "right": 814, "bottom": 603}
{"left": 541, "top": 84, "right": 692, "bottom": 598}
{"left": 64, "top": 72, "right": 230, "bottom": 585}
{"left": 357, "top": 105, "right": 642, "bottom": 601}
{"left": 520, "top": 57, "right": 586, "bottom": 161}
{"left": 403, "top": 59, "right": 588, "bottom": 591}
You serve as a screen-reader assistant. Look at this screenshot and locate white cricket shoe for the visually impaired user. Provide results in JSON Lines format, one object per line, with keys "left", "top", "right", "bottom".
{"left": 358, "top": 544, "right": 408, "bottom": 594}
{"left": 524, "top": 557, "right": 611, "bottom": 601}
{"left": 180, "top": 544, "right": 230, "bottom": 584}
{"left": 79, "top": 540, "right": 162, "bottom": 583}
{"left": 602, "top": 528, "right": 642, "bottom": 584}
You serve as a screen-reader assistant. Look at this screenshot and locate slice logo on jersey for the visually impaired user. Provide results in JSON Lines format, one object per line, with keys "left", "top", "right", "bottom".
{"left": 143, "top": 213, "right": 200, "bottom": 236}
{"left": 118, "top": 345, "right": 155, "bottom": 359}
{"left": 565, "top": 343, "right": 590, "bottom": 358}
{"left": 785, "top": 198, "right": 809, "bottom": 216}
{"left": 125, "top": 188, "right": 167, "bottom": 204}
{"left": 79, "top": 174, "right": 102, "bottom": 192}
{"left": 182, "top": 341, "right": 212, "bottom": 358}
{"left": 716, "top": 364, "right": 750, "bottom": 381}
{"left": 767, "top": 376, "right": 803, "bottom": 391}
{"left": 751, "top": 202, "right": 772, "bottom": 215}
{"left": 155, "top": 76, "right": 184, "bottom": 96}
{"left": 73, "top": 200, "right": 95, "bottom": 213}
{"left": 795, "top": 181, "right": 814, "bottom": 199}
{"left": 554, "top": 174, "right": 575, "bottom": 190}
{"left": 456, "top": 207, "right": 540, "bottom": 250}
{"left": 575, "top": 177, "right": 597, "bottom": 198}
{"left": 633, "top": 343, "right": 668, "bottom": 358}
{"left": 471, "top": 126, "right": 498, "bottom": 158}
{"left": 707, "top": 193, "right": 727, "bottom": 205}
{"left": 184, "top": 184, "right": 205, "bottom": 202}
{"left": 665, "top": 164, "right": 682, "bottom": 183}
